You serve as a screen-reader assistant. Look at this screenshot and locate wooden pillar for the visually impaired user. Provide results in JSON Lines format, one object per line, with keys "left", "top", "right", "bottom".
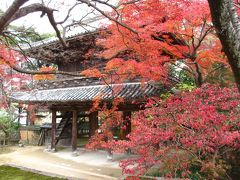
{"left": 51, "top": 109, "right": 56, "bottom": 150}
{"left": 71, "top": 110, "right": 78, "bottom": 151}
{"left": 125, "top": 111, "right": 132, "bottom": 136}
{"left": 120, "top": 111, "right": 132, "bottom": 140}
{"left": 89, "top": 111, "right": 98, "bottom": 137}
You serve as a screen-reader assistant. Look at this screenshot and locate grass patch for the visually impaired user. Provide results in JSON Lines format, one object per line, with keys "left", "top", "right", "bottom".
{"left": 0, "top": 165, "right": 66, "bottom": 180}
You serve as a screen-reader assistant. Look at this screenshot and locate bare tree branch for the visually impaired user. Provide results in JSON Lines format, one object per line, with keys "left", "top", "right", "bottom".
{"left": 78, "top": 0, "right": 138, "bottom": 34}
{"left": 10, "top": 3, "right": 67, "bottom": 48}
{"left": 10, "top": 65, "right": 84, "bottom": 77}
{"left": 0, "top": 1, "right": 67, "bottom": 48}
{"left": 116, "top": 0, "right": 140, "bottom": 8}
{"left": 62, "top": 9, "right": 96, "bottom": 38}
{"left": 0, "top": 53, "right": 85, "bottom": 77}
{"left": 56, "top": 2, "right": 81, "bottom": 24}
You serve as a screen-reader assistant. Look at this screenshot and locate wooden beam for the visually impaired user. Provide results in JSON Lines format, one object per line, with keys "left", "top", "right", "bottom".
{"left": 117, "top": 104, "right": 144, "bottom": 111}
{"left": 71, "top": 110, "right": 78, "bottom": 151}
{"left": 51, "top": 109, "right": 56, "bottom": 150}
{"left": 56, "top": 114, "right": 88, "bottom": 118}
{"left": 51, "top": 105, "right": 92, "bottom": 112}
{"left": 89, "top": 111, "right": 98, "bottom": 137}
{"left": 50, "top": 101, "right": 145, "bottom": 112}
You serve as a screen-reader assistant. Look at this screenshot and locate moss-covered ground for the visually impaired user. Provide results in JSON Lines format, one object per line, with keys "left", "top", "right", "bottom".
{"left": 0, "top": 165, "right": 66, "bottom": 180}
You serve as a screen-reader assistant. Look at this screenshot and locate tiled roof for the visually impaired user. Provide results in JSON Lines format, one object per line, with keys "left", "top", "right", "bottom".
{"left": 10, "top": 82, "right": 164, "bottom": 103}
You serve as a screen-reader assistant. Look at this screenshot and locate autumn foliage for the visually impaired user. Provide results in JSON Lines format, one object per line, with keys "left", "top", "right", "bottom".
{"left": 0, "top": 45, "right": 31, "bottom": 88}
{"left": 84, "top": 0, "right": 240, "bottom": 178}
{"left": 86, "top": 97, "right": 125, "bottom": 150}
{"left": 105, "top": 84, "right": 240, "bottom": 178}
{"left": 97, "top": 0, "right": 229, "bottom": 85}
{"left": 0, "top": 44, "right": 18, "bottom": 76}
{"left": 0, "top": 0, "right": 239, "bottom": 178}
{"left": 33, "top": 66, "right": 56, "bottom": 81}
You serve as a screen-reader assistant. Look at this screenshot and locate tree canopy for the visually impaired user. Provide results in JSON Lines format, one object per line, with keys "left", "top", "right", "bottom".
{"left": 0, "top": 1, "right": 238, "bottom": 89}
{"left": 0, "top": 0, "right": 239, "bottom": 178}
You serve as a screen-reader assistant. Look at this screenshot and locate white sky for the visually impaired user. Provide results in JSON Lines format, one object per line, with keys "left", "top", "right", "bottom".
{"left": 0, "top": 0, "right": 113, "bottom": 34}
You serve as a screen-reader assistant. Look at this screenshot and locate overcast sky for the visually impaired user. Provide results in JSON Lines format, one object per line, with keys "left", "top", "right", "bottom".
{"left": 0, "top": 0, "right": 111, "bottom": 34}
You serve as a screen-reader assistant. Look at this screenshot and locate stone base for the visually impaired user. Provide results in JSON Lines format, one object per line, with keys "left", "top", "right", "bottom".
{"left": 72, "top": 151, "right": 79, "bottom": 157}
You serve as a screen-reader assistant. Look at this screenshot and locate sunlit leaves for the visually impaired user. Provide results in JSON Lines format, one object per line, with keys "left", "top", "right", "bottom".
{"left": 99, "top": 0, "right": 229, "bottom": 84}
{"left": 33, "top": 66, "right": 56, "bottom": 80}
{"left": 80, "top": 68, "right": 102, "bottom": 78}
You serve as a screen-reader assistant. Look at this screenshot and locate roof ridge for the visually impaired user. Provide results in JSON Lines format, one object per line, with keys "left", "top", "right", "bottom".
{"left": 10, "top": 81, "right": 163, "bottom": 103}
{"left": 33, "top": 81, "right": 149, "bottom": 92}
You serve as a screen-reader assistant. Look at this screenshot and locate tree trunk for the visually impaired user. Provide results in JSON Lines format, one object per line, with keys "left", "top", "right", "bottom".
{"left": 208, "top": 0, "right": 240, "bottom": 91}
{"left": 0, "top": 0, "right": 28, "bottom": 33}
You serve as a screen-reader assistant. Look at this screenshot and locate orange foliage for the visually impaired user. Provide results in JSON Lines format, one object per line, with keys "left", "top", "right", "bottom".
{"left": 81, "top": 68, "right": 102, "bottom": 78}
{"left": 33, "top": 66, "right": 56, "bottom": 80}
{"left": 98, "top": 0, "right": 229, "bottom": 83}
{"left": 0, "top": 44, "right": 18, "bottom": 76}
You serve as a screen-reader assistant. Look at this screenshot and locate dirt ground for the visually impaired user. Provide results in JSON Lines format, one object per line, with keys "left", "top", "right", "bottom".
{"left": 0, "top": 146, "right": 124, "bottom": 180}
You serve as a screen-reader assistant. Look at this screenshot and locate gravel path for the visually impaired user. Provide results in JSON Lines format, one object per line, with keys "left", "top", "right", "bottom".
{"left": 0, "top": 146, "right": 123, "bottom": 180}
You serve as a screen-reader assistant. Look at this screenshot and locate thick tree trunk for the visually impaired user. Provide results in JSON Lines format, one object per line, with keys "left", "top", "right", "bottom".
{"left": 0, "top": 0, "right": 28, "bottom": 33}
{"left": 208, "top": 0, "right": 240, "bottom": 91}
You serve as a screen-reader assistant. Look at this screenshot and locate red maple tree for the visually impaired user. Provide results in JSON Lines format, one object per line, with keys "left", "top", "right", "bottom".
{"left": 0, "top": 45, "right": 32, "bottom": 108}
{"left": 96, "top": 0, "right": 229, "bottom": 86}
{"left": 86, "top": 1, "right": 240, "bottom": 178}
{"left": 108, "top": 84, "right": 240, "bottom": 178}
